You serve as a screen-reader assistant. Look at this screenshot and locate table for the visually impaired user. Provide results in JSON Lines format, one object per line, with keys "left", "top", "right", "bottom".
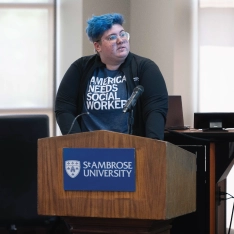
{"left": 165, "top": 129, "right": 234, "bottom": 234}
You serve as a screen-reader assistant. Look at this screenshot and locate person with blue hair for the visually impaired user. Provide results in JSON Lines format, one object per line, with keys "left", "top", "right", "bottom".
{"left": 86, "top": 13, "right": 124, "bottom": 42}
{"left": 55, "top": 13, "right": 168, "bottom": 140}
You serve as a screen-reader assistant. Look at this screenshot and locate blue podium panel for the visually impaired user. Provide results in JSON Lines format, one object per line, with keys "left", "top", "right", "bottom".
{"left": 63, "top": 148, "right": 135, "bottom": 192}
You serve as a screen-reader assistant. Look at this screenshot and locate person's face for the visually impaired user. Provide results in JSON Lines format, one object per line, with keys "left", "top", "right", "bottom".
{"left": 94, "top": 24, "right": 130, "bottom": 65}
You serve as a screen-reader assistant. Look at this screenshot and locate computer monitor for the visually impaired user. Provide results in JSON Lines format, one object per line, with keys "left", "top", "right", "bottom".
{"left": 194, "top": 112, "right": 234, "bottom": 130}
{"left": 0, "top": 115, "right": 50, "bottom": 225}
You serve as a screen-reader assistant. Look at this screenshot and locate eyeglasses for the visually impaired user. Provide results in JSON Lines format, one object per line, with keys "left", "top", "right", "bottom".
{"left": 97, "top": 31, "right": 130, "bottom": 43}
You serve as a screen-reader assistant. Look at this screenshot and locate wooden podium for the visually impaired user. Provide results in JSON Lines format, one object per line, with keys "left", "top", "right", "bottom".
{"left": 38, "top": 130, "right": 196, "bottom": 234}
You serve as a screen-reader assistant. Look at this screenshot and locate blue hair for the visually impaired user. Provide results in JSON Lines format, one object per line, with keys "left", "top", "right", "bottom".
{"left": 86, "top": 13, "right": 124, "bottom": 42}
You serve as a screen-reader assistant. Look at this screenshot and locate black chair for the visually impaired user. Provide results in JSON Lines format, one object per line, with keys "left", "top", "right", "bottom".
{"left": 0, "top": 115, "right": 61, "bottom": 233}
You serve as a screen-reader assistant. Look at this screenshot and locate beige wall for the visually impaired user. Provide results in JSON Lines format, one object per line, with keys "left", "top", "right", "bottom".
{"left": 130, "top": 0, "right": 174, "bottom": 93}
{"left": 130, "top": 0, "right": 198, "bottom": 126}
{"left": 57, "top": 0, "right": 198, "bottom": 126}
{"left": 173, "top": 0, "right": 198, "bottom": 127}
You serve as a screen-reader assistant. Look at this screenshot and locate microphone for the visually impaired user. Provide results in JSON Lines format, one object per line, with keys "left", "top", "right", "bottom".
{"left": 123, "top": 85, "right": 144, "bottom": 113}
{"left": 67, "top": 112, "right": 89, "bottom": 135}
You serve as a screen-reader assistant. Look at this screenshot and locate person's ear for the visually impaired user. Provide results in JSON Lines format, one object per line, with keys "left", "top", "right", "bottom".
{"left": 94, "top": 42, "right": 101, "bottom": 53}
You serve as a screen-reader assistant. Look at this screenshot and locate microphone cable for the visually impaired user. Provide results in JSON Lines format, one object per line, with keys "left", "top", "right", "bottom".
{"left": 67, "top": 112, "right": 89, "bottom": 135}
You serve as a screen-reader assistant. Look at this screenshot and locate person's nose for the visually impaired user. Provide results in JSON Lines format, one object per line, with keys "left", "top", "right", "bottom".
{"left": 116, "top": 36, "right": 124, "bottom": 44}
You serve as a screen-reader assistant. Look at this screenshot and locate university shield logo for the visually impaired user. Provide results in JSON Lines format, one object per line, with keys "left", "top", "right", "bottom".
{"left": 65, "top": 160, "right": 80, "bottom": 178}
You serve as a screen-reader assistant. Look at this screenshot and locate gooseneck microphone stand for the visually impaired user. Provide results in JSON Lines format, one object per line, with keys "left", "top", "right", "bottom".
{"left": 128, "top": 108, "right": 134, "bottom": 135}
{"left": 122, "top": 85, "right": 144, "bottom": 135}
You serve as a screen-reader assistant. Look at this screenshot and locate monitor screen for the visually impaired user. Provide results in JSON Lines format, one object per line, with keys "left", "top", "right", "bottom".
{"left": 0, "top": 115, "right": 49, "bottom": 223}
{"left": 194, "top": 112, "right": 234, "bottom": 130}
